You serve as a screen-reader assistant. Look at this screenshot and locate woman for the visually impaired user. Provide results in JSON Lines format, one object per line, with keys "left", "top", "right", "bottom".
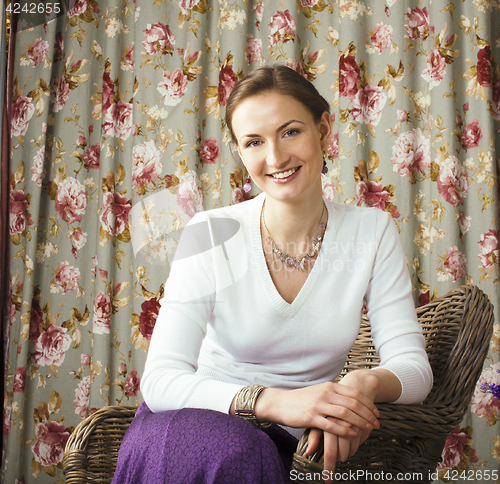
{"left": 112, "top": 65, "right": 433, "bottom": 484}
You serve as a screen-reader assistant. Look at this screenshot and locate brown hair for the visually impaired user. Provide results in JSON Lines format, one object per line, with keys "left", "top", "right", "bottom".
{"left": 225, "top": 64, "right": 330, "bottom": 145}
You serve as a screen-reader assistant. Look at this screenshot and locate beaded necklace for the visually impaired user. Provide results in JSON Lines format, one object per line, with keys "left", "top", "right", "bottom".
{"left": 261, "top": 200, "right": 327, "bottom": 271}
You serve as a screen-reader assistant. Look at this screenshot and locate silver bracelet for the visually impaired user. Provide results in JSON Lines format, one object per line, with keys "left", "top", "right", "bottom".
{"left": 234, "top": 384, "right": 272, "bottom": 429}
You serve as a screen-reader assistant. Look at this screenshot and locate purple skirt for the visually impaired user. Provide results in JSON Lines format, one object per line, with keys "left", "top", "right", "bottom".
{"left": 111, "top": 402, "right": 299, "bottom": 484}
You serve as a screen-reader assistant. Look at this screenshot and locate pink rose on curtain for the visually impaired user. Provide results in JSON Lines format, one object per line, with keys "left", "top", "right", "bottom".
{"left": 29, "top": 299, "right": 43, "bottom": 343}
{"left": 327, "top": 132, "right": 339, "bottom": 160}
{"left": 103, "top": 100, "right": 133, "bottom": 140}
{"left": 397, "top": 109, "right": 408, "bottom": 123}
{"left": 218, "top": 64, "right": 238, "bottom": 108}
{"left": 122, "top": 42, "right": 134, "bottom": 70}
{"left": 54, "top": 32, "right": 64, "bottom": 61}
{"left": 13, "top": 366, "right": 26, "bottom": 393}
{"left": 142, "top": 23, "right": 175, "bottom": 55}
{"left": 102, "top": 71, "right": 115, "bottom": 113}
{"left": 74, "top": 376, "right": 91, "bottom": 418}
{"left": 10, "top": 190, "right": 33, "bottom": 235}
{"left": 84, "top": 143, "right": 100, "bottom": 169}
{"left": 478, "top": 229, "right": 499, "bottom": 269}
{"left": 443, "top": 246, "right": 467, "bottom": 281}
{"left": 421, "top": 49, "right": 447, "bottom": 89}
{"left": 179, "top": 0, "right": 200, "bottom": 14}
{"left": 200, "top": 137, "right": 219, "bottom": 164}
{"left": 437, "top": 427, "right": 469, "bottom": 470}
{"left": 119, "top": 363, "right": 127, "bottom": 374}
{"left": 34, "top": 325, "right": 72, "bottom": 367}
{"left": 132, "top": 140, "right": 163, "bottom": 193}
{"left": 253, "top": 1, "right": 263, "bottom": 30}
{"left": 470, "top": 362, "right": 500, "bottom": 424}
{"left": 27, "top": 38, "right": 50, "bottom": 67}
{"left": 355, "top": 180, "right": 400, "bottom": 217}
{"left": 31, "top": 147, "right": 46, "bottom": 186}
{"left": 55, "top": 176, "right": 88, "bottom": 224}
{"left": 371, "top": 22, "right": 393, "bottom": 53}
{"left": 351, "top": 85, "right": 387, "bottom": 126}
{"left": 55, "top": 261, "right": 81, "bottom": 294}
{"left": 461, "top": 119, "right": 483, "bottom": 149}
{"left": 231, "top": 188, "right": 251, "bottom": 205}
{"left": 80, "top": 353, "right": 90, "bottom": 366}
{"left": 492, "top": 79, "right": 500, "bottom": 120}
{"left": 50, "top": 75, "right": 70, "bottom": 113}
{"left": 70, "top": 228, "right": 87, "bottom": 250}
{"left": 268, "top": 10, "right": 296, "bottom": 46}
{"left": 404, "top": 7, "right": 430, "bottom": 40}
{"left": 356, "top": 180, "right": 390, "bottom": 210}
{"left": 177, "top": 170, "right": 204, "bottom": 217}
{"left": 390, "top": 128, "right": 430, "bottom": 183}
{"left": 100, "top": 191, "right": 132, "bottom": 236}
{"left": 477, "top": 46, "right": 492, "bottom": 87}
{"left": 245, "top": 34, "right": 262, "bottom": 64}
{"left": 286, "top": 58, "right": 308, "bottom": 79}
{"left": 322, "top": 177, "right": 335, "bottom": 202}
{"left": 437, "top": 156, "right": 469, "bottom": 206}
{"left": 139, "top": 298, "right": 160, "bottom": 340}
{"left": 157, "top": 68, "right": 189, "bottom": 106}
{"left": 67, "top": 0, "right": 89, "bottom": 17}
{"left": 458, "top": 213, "right": 471, "bottom": 242}
{"left": 339, "top": 54, "right": 360, "bottom": 100}
{"left": 125, "top": 369, "right": 140, "bottom": 397}
{"left": 93, "top": 291, "right": 112, "bottom": 334}
{"left": 32, "top": 421, "right": 70, "bottom": 467}
{"left": 3, "top": 406, "right": 11, "bottom": 438}
{"left": 11, "top": 96, "right": 35, "bottom": 137}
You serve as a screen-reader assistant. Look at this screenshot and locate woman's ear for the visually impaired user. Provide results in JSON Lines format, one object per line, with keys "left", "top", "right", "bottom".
{"left": 318, "top": 111, "right": 332, "bottom": 151}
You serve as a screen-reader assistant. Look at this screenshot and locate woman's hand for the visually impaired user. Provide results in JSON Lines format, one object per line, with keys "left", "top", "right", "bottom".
{"left": 253, "top": 381, "right": 379, "bottom": 437}
{"left": 306, "top": 420, "right": 371, "bottom": 482}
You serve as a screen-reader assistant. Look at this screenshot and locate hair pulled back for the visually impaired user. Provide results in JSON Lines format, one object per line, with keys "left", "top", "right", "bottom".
{"left": 225, "top": 64, "right": 330, "bottom": 145}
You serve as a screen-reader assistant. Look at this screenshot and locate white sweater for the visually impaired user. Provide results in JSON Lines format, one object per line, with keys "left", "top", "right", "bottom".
{"left": 141, "top": 194, "right": 433, "bottom": 437}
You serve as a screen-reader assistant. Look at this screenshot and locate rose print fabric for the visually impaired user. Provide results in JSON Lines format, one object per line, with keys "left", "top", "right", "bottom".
{"left": 3, "top": 1, "right": 500, "bottom": 483}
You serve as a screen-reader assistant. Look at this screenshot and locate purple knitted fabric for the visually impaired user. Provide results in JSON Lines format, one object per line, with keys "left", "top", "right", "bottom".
{"left": 111, "top": 402, "right": 298, "bottom": 484}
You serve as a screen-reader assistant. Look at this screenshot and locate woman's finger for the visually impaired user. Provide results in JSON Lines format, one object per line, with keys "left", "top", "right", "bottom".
{"left": 305, "top": 428, "right": 323, "bottom": 456}
{"left": 323, "top": 431, "right": 338, "bottom": 484}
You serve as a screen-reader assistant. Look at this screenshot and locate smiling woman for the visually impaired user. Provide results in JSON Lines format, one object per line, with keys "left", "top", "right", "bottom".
{"left": 112, "top": 65, "right": 433, "bottom": 484}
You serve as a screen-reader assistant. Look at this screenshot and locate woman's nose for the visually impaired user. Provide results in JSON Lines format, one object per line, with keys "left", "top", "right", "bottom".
{"left": 266, "top": 143, "right": 289, "bottom": 167}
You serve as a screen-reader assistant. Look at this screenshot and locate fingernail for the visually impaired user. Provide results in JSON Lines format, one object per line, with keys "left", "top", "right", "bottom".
{"left": 349, "top": 429, "right": 357, "bottom": 436}
{"left": 366, "top": 423, "right": 373, "bottom": 430}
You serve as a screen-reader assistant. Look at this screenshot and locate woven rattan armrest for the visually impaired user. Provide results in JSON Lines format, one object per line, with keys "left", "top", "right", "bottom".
{"left": 292, "top": 284, "right": 495, "bottom": 483}
{"left": 63, "top": 405, "right": 138, "bottom": 484}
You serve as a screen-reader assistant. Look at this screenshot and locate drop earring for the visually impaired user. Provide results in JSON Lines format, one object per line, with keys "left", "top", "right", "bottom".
{"left": 243, "top": 175, "right": 252, "bottom": 192}
{"left": 322, "top": 156, "right": 328, "bottom": 174}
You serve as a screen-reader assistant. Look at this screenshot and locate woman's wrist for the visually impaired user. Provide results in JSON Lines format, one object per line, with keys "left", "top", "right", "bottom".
{"left": 339, "top": 368, "right": 401, "bottom": 403}
{"left": 253, "top": 387, "right": 283, "bottom": 424}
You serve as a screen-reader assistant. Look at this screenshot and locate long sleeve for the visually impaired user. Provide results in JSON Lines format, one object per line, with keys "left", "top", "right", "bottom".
{"left": 140, "top": 211, "right": 245, "bottom": 414}
{"left": 364, "top": 211, "right": 433, "bottom": 404}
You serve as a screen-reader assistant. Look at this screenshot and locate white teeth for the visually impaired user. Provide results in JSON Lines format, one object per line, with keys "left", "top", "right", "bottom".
{"left": 271, "top": 167, "right": 298, "bottom": 179}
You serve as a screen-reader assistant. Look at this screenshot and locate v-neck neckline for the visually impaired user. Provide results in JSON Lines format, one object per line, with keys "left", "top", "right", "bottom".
{"left": 251, "top": 194, "right": 335, "bottom": 318}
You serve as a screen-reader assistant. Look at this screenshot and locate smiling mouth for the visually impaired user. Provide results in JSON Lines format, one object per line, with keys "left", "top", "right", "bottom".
{"left": 269, "top": 167, "right": 300, "bottom": 179}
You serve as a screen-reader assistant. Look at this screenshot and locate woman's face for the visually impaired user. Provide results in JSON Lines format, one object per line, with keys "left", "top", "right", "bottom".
{"left": 231, "top": 92, "right": 331, "bottom": 205}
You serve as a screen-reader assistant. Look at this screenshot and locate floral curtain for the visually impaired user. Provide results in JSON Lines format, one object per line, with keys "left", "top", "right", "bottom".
{"left": 3, "top": 1, "right": 500, "bottom": 483}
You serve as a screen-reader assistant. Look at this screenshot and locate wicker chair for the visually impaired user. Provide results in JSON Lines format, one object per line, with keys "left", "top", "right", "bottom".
{"left": 293, "top": 284, "right": 495, "bottom": 483}
{"left": 63, "top": 284, "right": 494, "bottom": 484}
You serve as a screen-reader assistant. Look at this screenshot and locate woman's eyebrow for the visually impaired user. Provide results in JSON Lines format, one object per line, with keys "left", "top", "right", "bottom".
{"left": 239, "top": 120, "right": 306, "bottom": 142}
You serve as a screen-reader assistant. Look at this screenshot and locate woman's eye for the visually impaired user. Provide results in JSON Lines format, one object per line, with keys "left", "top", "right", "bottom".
{"left": 284, "top": 129, "right": 299, "bottom": 138}
{"left": 246, "top": 140, "right": 261, "bottom": 148}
